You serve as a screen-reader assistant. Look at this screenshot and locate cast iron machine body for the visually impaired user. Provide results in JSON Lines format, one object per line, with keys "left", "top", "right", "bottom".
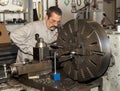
{"left": 15, "top": 19, "right": 111, "bottom": 91}
{"left": 0, "top": 19, "right": 111, "bottom": 91}
{"left": 11, "top": 33, "right": 52, "bottom": 76}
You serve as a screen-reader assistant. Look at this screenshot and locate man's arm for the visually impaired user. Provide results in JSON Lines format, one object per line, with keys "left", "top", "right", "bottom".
{"left": 10, "top": 23, "right": 34, "bottom": 55}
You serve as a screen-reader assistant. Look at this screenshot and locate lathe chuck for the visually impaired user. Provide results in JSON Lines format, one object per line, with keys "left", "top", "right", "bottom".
{"left": 56, "top": 19, "right": 110, "bottom": 82}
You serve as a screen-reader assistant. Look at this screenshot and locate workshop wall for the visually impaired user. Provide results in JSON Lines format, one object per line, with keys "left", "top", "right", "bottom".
{"left": 33, "top": 0, "right": 76, "bottom": 24}
{"left": 0, "top": 0, "right": 26, "bottom": 32}
{"left": 0, "top": 0, "right": 24, "bottom": 11}
{"left": 0, "top": 0, "right": 26, "bottom": 19}
{"left": 0, "top": 0, "right": 106, "bottom": 32}
{"left": 0, "top": 0, "right": 77, "bottom": 32}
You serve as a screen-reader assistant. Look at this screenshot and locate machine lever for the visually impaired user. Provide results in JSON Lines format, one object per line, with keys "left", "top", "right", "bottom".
{"left": 50, "top": 44, "right": 63, "bottom": 49}
{"left": 35, "top": 33, "right": 40, "bottom": 42}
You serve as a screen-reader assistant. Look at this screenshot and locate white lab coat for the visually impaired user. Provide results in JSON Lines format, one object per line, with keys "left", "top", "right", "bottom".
{"left": 10, "top": 20, "right": 57, "bottom": 64}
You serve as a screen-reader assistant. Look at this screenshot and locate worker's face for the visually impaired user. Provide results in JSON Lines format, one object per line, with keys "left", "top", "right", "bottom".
{"left": 46, "top": 12, "right": 62, "bottom": 31}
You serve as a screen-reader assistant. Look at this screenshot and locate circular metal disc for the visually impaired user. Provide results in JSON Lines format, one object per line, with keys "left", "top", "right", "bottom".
{"left": 56, "top": 19, "right": 110, "bottom": 82}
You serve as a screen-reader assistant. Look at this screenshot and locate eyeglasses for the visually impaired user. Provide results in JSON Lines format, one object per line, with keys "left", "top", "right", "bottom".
{"left": 49, "top": 18, "right": 61, "bottom": 25}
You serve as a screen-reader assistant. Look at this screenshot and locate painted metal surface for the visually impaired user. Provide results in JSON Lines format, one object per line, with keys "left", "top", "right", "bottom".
{"left": 0, "top": 79, "right": 39, "bottom": 91}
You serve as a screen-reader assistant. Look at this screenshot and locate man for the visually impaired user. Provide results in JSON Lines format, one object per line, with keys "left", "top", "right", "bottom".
{"left": 10, "top": 6, "right": 62, "bottom": 64}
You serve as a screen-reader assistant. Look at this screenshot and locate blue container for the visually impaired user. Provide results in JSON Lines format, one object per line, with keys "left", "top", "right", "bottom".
{"left": 54, "top": 73, "right": 60, "bottom": 81}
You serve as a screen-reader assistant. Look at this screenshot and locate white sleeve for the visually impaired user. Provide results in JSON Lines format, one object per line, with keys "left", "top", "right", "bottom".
{"left": 10, "top": 23, "right": 34, "bottom": 55}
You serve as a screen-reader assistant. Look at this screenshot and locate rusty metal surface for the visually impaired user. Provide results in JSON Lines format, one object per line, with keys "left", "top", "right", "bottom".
{"left": 0, "top": 44, "right": 17, "bottom": 64}
{"left": 16, "top": 73, "right": 102, "bottom": 91}
{"left": 0, "top": 44, "right": 17, "bottom": 83}
{"left": 0, "top": 78, "right": 40, "bottom": 91}
{"left": 17, "top": 75, "right": 67, "bottom": 91}
{"left": 11, "top": 61, "right": 52, "bottom": 75}
{"left": 56, "top": 19, "right": 110, "bottom": 82}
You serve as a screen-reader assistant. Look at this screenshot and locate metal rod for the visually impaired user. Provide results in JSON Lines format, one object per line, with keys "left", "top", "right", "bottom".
{"left": 54, "top": 52, "right": 57, "bottom": 74}
{"left": 28, "top": 0, "right": 33, "bottom": 22}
